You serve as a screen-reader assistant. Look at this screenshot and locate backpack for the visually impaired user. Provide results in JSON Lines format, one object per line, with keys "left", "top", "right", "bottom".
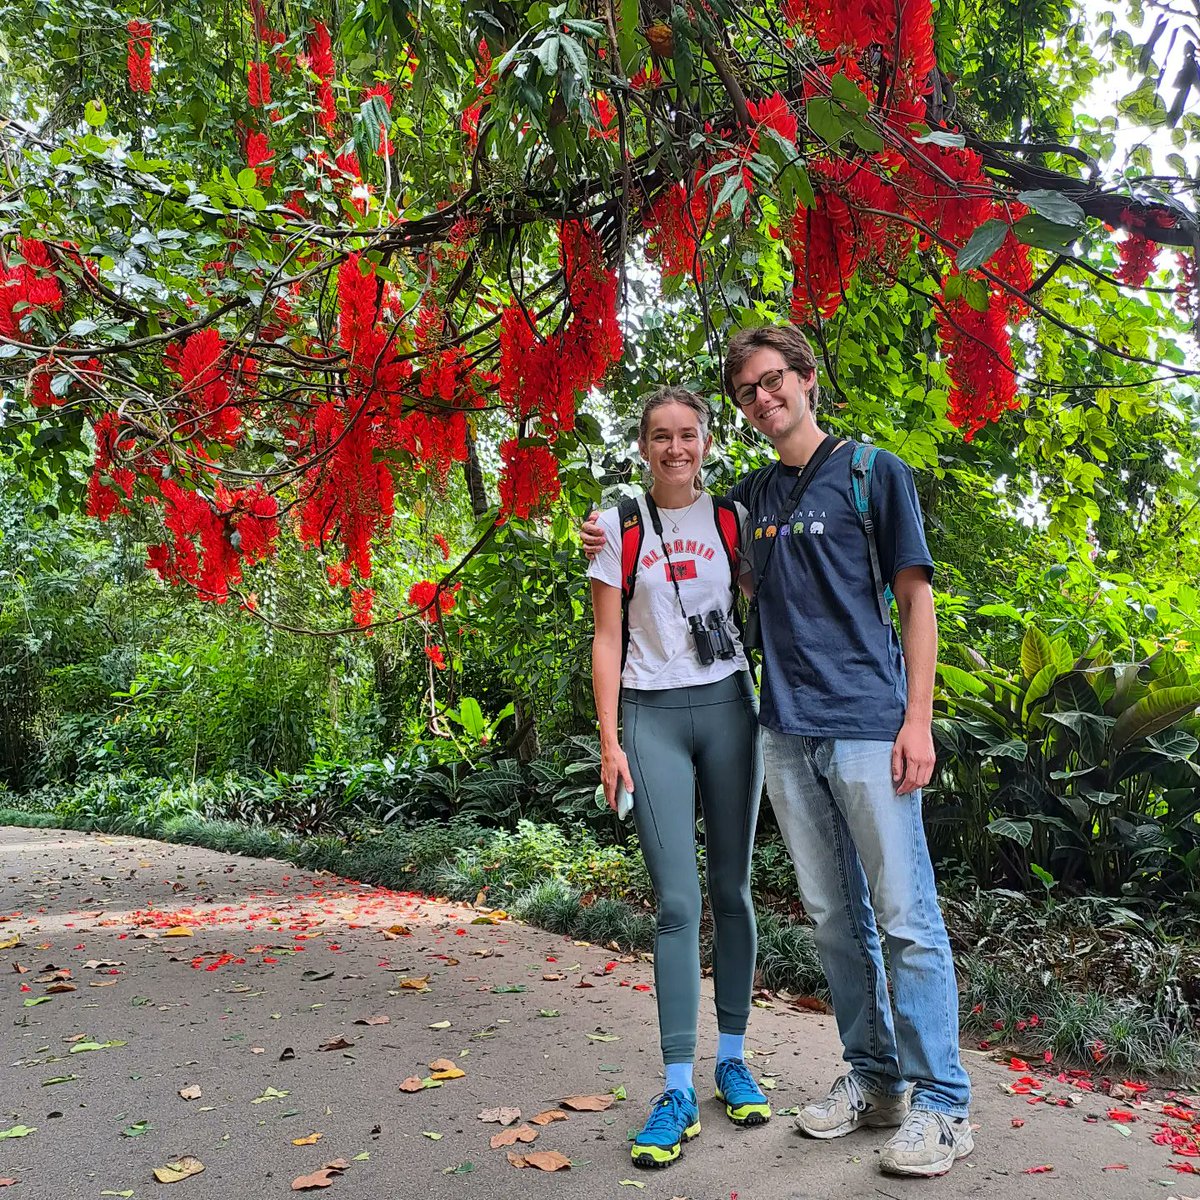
{"left": 849, "top": 442, "right": 894, "bottom": 626}
{"left": 741, "top": 441, "right": 894, "bottom": 627}
{"left": 617, "top": 494, "right": 741, "bottom": 669}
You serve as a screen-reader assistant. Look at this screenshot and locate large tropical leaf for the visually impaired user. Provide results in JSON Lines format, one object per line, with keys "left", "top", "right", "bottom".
{"left": 1111, "top": 686, "right": 1200, "bottom": 750}
{"left": 1020, "top": 625, "right": 1055, "bottom": 681}
{"left": 937, "top": 662, "right": 989, "bottom": 697}
{"left": 987, "top": 817, "right": 1032, "bottom": 847}
{"left": 1021, "top": 662, "right": 1062, "bottom": 725}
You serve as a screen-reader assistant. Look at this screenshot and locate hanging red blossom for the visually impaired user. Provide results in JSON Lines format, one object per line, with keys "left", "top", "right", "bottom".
{"left": 424, "top": 644, "right": 447, "bottom": 670}
{"left": 407, "top": 580, "right": 460, "bottom": 619}
{"left": 86, "top": 412, "right": 137, "bottom": 520}
{"left": 308, "top": 21, "right": 337, "bottom": 132}
{"left": 590, "top": 92, "right": 619, "bottom": 141}
{"left": 1115, "top": 210, "right": 1162, "bottom": 287}
{"left": 172, "top": 328, "right": 242, "bottom": 442}
{"left": 247, "top": 61, "right": 271, "bottom": 107}
{"left": 245, "top": 130, "right": 274, "bottom": 185}
{"left": 936, "top": 275, "right": 1020, "bottom": 441}
{"left": 498, "top": 441, "right": 561, "bottom": 520}
{"left": 746, "top": 91, "right": 798, "bottom": 147}
{"left": 126, "top": 19, "right": 153, "bottom": 93}
{"left": 351, "top": 587, "right": 375, "bottom": 629}
{"left": 630, "top": 63, "right": 663, "bottom": 90}
{"left": 433, "top": 533, "right": 450, "bottom": 561}
{"left": 216, "top": 482, "right": 279, "bottom": 565}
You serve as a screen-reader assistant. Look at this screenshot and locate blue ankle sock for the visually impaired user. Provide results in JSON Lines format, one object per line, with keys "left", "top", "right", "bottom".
{"left": 664, "top": 1062, "right": 694, "bottom": 1093}
{"left": 716, "top": 1033, "right": 745, "bottom": 1063}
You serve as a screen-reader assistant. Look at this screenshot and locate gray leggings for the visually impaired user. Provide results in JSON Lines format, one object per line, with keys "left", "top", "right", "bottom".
{"left": 622, "top": 670, "right": 764, "bottom": 1064}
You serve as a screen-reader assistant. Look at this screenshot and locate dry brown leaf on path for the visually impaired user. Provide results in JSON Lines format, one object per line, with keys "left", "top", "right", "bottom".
{"left": 521, "top": 1151, "right": 572, "bottom": 1172}
{"left": 529, "top": 1110, "right": 568, "bottom": 1126}
{"left": 152, "top": 1155, "right": 205, "bottom": 1183}
{"left": 560, "top": 1095, "right": 614, "bottom": 1112}
{"left": 46, "top": 982, "right": 77, "bottom": 993}
{"left": 398, "top": 976, "right": 429, "bottom": 990}
{"left": 478, "top": 1107, "right": 521, "bottom": 1126}
{"left": 178, "top": 1086, "right": 202, "bottom": 1101}
{"left": 381, "top": 924, "right": 411, "bottom": 939}
{"left": 542, "top": 973, "right": 564, "bottom": 981}
{"left": 505, "top": 1152, "right": 527, "bottom": 1168}
{"left": 292, "top": 1133, "right": 323, "bottom": 1146}
{"left": 354, "top": 1015, "right": 389, "bottom": 1026}
{"left": 290, "top": 1169, "right": 336, "bottom": 1191}
{"left": 0, "top": 1180, "right": 17, "bottom": 1188}
{"left": 399, "top": 1077, "right": 425, "bottom": 1093}
{"left": 319, "top": 1037, "right": 354, "bottom": 1052}
{"left": 489, "top": 1126, "right": 538, "bottom": 1150}
{"left": 323, "top": 1160, "right": 351, "bottom": 1171}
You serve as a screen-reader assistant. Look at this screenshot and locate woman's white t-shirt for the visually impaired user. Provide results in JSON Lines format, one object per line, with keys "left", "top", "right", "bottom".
{"left": 588, "top": 493, "right": 750, "bottom": 690}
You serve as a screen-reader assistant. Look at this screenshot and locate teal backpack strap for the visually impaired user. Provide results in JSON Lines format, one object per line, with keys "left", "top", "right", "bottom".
{"left": 850, "top": 443, "right": 893, "bottom": 626}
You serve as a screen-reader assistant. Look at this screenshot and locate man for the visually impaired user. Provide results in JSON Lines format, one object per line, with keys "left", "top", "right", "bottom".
{"left": 584, "top": 324, "right": 972, "bottom": 1178}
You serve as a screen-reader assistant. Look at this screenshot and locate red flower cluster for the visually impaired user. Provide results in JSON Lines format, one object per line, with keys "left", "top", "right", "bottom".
{"left": 424, "top": 644, "right": 447, "bottom": 670}
{"left": 308, "top": 21, "right": 337, "bottom": 132}
{"left": 407, "top": 579, "right": 460, "bottom": 619}
{"left": 746, "top": 91, "right": 798, "bottom": 148}
{"left": 1, "top": 238, "right": 63, "bottom": 338}
{"left": 646, "top": 173, "right": 712, "bottom": 281}
{"left": 172, "top": 328, "right": 242, "bottom": 442}
{"left": 782, "top": 0, "right": 933, "bottom": 81}
{"left": 126, "top": 19, "right": 153, "bottom": 93}
{"left": 1116, "top": 215, "right": 1159, "bottom": 287}
{"left": 935, "top": 277, "right": 1019, "bottom": 441}
{"left": 247, "top": 61, "right": 270, "bottom": 108}
{"left": 246, "top": 130, "right": 274, "bottom": 186}
{"left": 498, "top": 221, "right": 622, "bottom": 439}
{"left": 146, "top": 478, "right": 239, "bottom": 602}
{"left": 630, "top": 63, "right": 663, "bottom": 90}
{"left": 498, "top": 441, "right": 561, "bottom": 520}
{"left": 433, "top": 533, "right": 450, "bottom": 561}
{"left": 460, "top": 38, "right": 494, "bottom": 150}
{"left": 786, "top": 161, "right": 892, "bottom": 322}
{"left": 351, "top": 587, "right": 374, "bottom": 629}
{"left": 590, "top": 92, "right": 618, "bottom": 141}
{"left": 86, "top": 413, "right": 136, "bottom": 520}
{"left": 218, "top": 482, "right": 279, "bottom": 565}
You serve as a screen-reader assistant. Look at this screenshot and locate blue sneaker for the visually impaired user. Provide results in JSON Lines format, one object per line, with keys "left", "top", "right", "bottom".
{"left": 714, "top": 1058, "right": 772, "bottom": 1126}
{"left": 630, "top": 1088, "right": 700, "bottom": 1168}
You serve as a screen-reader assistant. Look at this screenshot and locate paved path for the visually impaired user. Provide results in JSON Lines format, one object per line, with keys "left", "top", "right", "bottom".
{"left": 1, "top": 826, "right": 1197, "bottom": 1200}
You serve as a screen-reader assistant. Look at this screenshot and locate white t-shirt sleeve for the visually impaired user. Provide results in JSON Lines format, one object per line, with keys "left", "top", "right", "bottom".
{"left": 586, "top": 507, "right": 622, "bottom": 590}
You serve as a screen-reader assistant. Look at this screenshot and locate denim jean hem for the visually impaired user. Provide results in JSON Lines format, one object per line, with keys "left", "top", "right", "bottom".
{"left": 910, "top": 1100, "right": 970, "bottom": 1120}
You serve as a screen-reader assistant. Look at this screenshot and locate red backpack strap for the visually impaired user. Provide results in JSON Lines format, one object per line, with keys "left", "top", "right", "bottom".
{"left": 712, "top": 496, "right": 741, "bottom": 595}
{"left": 617, "top": 497, "right": 644, "bottom": 670}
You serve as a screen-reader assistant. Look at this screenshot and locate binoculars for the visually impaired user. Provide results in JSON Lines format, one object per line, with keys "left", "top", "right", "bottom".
{"left": 688, "top": 610, "right": 737, "bottom": 666}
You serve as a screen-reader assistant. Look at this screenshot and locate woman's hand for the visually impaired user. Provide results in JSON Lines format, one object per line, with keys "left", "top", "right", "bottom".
{"left": 601, "top": 743, "right": 634, "bottom": 811}
{"left": 581, "top": 509, "right": 606, "bottom": 559}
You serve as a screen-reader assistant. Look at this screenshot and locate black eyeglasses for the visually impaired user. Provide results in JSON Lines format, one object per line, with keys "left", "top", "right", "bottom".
{"left": 733, "top": 367, "right": 795, "bottom": 409}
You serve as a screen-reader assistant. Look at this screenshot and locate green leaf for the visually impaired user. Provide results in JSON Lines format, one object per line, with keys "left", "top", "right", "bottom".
{"left": 806, "top": 98, "right": 845, "bottom": 146}
{"left": 987, "top": 818, "right": 1033, "bottom": 848}
{"left": 68, "top": 1040, "right": 126, "bottom": 1053}
{"left": 829, "top": 72, "right": 869, "bottom": 116}
{"left": 1011, "top": 214, "right": 1079, "bottom": 254}
{"left": 1015, "top": 189, "right": 1086, "bottom": 227}
{"left": 84, "top": 98, "right": 108, "bottom": 127}
{"left": 0, "top": 1126, "right": 35, "bottom": 1139}
{"left": 457, "top": 697, "right": 486, "bottom": 740}
{"left": 912, "top": 129, "right": 966, "bottom": 147}
{"left": 1020, "top": 626, "right": 1055, "bottom": 681}
{"left": 1112, "top": 685, "right": 1200, "bottom": 750}
{"left": 937, "top": 662, "right": 989, "bottom": 696}
{"left": 1021, "top": 662, "right": 1062, "bottom": 724}
{"left": 23, "top": 995, "right": 52, "bottom": 1006}
{"left": 956, "top": 219, "right": 1008, "bottom": 272}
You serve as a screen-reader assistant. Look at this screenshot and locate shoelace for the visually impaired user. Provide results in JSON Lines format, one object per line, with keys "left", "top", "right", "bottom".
{"left": 815, "top": 1073, "right": 866, "bottom": 1114}
{"left": 717, "top": 1059, "right": 761, "bottom": 1100}
{"left": 889, "top": 1109, "right": 951, "bottom": 1151}
{"left": 640, "top": 1090, "right": 692, "bottom": 1138}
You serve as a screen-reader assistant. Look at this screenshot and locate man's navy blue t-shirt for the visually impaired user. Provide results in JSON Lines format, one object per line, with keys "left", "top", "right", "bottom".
{"left": 727, "top": 443, "right": 934, "bottom": 740}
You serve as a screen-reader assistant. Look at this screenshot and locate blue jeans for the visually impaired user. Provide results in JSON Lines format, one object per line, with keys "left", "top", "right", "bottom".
{"left": 762, "top": 731, "right": 971, "bottom": 1117}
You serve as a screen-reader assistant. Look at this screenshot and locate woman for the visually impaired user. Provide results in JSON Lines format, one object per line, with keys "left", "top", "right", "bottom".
{"left": 588, "top": 386, "right": 768, "bottom": 1169}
